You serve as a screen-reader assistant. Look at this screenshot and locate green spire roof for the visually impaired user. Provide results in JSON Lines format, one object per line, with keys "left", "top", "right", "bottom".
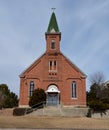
{"left": 47, "top": 12, "right": 59, "bottom": 33}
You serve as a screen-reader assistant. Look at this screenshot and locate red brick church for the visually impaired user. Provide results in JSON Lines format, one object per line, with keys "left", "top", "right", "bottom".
{"left": 19, "top": 12, "right": 86, "bottom": 107}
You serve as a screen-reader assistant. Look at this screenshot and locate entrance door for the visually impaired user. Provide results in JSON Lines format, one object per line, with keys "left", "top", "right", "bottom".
{"left": 46, "top": 85, "right": 60, "bottom": 106}
{"left": 47, "top": 93, "right": 59, "bottom": 105}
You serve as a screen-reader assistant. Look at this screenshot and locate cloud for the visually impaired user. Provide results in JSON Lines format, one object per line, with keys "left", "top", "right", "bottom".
{"left": 60, "top": 0, "right": 109, "bottom": 88}
{"left": 0, "top": 0, "right": 109, "bottom": 95}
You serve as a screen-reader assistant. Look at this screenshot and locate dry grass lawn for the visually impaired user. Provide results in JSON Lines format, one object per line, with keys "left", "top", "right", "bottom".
{"left": 0, "top": 115, "right": 109, "bottom": 129}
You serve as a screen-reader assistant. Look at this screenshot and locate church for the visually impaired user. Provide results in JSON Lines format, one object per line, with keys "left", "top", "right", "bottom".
{"left": 19, "top": 12, "right": 86, "bottom": 107}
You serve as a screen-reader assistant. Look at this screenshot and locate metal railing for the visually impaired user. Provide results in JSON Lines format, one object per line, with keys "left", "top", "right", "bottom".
{"left": 25, "top": 101, "right": 46, "bottom": 115}
{"left": 24, "top": 101, "right": 86, "bottom": 115}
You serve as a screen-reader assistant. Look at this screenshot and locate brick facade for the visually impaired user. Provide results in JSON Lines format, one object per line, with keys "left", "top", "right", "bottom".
{"left": 19, "top": 12, "right": 86, "bottom": 107}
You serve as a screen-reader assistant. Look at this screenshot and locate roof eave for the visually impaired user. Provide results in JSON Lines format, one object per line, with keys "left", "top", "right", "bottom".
{"left": 60, "top": 52, "right": 87, "bottom": 78}
{"left": 19, "top": 53, "right": 46, "bottom": 78}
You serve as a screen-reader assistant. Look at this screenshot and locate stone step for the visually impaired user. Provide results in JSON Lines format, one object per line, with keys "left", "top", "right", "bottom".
{"left": 27, "top": 106, "right": 89, "bottom": 117}
{"left": 29, "top": 108, "right": 44, "bottom": 116}
{"left": 28, "top": 106, "right": 62, "bottom": 116}
{"left": 44, "top": 106, "right": 62, "bottom": 116}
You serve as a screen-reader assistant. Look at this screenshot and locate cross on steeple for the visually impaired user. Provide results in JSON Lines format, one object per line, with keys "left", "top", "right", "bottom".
{"left": 51, "top": 8, "right": 56, "bottom": 12}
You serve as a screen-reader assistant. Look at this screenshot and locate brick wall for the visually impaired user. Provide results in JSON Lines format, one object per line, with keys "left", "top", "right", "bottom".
{"left": 19, "top": 32, "right": 86, "bottom": 107}
{"left": 19, "top": 52, "right": 86, "bottom": 107}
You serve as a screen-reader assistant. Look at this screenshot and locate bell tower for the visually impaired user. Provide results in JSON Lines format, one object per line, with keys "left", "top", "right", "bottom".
{"left": 45, "top": 11, "right": 61, "bottom": 54}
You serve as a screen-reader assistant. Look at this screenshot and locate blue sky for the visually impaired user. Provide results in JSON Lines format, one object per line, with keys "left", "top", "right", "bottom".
{"left": 0, "top": 0, "right": 109, "bottom": 96}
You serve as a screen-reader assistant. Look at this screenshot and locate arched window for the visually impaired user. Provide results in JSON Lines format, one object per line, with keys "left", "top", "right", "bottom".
{"left": 29, "top": 81, "right": 34, "bottom": 97}
{"left": 72, "top": 81, "right": 77, "bottom": 98}
{"left": 51, "top": 40, "right": 55, "bottom": 49}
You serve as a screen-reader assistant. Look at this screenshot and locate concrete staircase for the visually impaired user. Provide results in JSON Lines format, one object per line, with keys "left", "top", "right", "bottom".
{"left": 29, "top": 105, "right": 63, "bottom": 116}
{"left": 27, "top": 105, "right": 89, "bottom": 117}
{"left": 44, "top": 106, "right": 63, "bottom": 116}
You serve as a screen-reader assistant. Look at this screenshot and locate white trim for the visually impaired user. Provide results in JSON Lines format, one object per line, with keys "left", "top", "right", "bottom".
{"left": 71, "top": 97, "right": 78, "bottom": 100}
{"left": 71, "top": 81, "right": 78, "bottom": 99}
{"left": 19, "top": 105, "right": 30, "bottom": 108}
{"left": 50, "top": 28, "right": 56, "bottom": 33}
{"left": 46, "top": 85, "right": 60, "bottom": 93}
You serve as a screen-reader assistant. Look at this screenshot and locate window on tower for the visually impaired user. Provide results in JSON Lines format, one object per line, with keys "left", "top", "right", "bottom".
{"left": 51, "top": 40, "right": 55, "bottom": 49}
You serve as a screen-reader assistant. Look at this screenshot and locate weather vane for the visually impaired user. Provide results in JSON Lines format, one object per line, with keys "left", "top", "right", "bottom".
{"left": 51, "top": 8, "right": 56, "bottom": 12}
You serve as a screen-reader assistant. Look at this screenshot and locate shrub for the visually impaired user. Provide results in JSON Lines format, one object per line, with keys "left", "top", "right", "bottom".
{"left": 0, "top": 84, "right": 18, "bottom": 108}
{"left": 89, "top": 100, "right": 108, "bottom": 111}
{"left": 29, "top": 88, "right": 46, "bottom": 108}
{"left": 13, "top": 108, "right": 27, "bottom": 116}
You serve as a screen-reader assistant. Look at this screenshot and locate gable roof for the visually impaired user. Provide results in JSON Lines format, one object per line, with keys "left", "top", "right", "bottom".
{"left": 60, "top": 52, "right": 87, "bottom": 78}
{"left": 19, "top": 52, "right": 87, "bottom": 78}
{"left": 47, "top": 12, "right": 59, "bottom": 33}
{"left": 19, "top": 53, "right": 46, "bottom": 78}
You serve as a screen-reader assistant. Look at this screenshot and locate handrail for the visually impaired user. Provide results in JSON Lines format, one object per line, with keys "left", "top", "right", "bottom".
{"left": 25, "top": 101, "right": 86, "bottom": 115}
{"left": 25, "top": 101, "right": 46, "bottom": 115}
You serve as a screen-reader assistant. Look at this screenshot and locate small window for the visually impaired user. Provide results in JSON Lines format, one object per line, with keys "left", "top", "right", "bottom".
{"left": 54, "top": 60, "right": 56, "bottom": 66}
{"left": 49, "top": 60, "right": 57, "bottom": 71}
{"left": 72, "top": 81, "right": 77, "bottom": 98}
{"left": 50, "top": 61, "right": 52, "bottom": 66}
{"left": 54, "top": 60, "right": 56, "bottom": 70}
{"left": 29, "top": 81, "right": 34, "bottom": 97}
{"left": 51, "top": 40, "right": 55, "bottom": 49}
{"left": 49, "top": 61, "right": 52, "bottom": 70}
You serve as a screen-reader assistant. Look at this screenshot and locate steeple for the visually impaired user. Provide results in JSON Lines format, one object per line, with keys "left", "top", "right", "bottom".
{"left": 47, "top": 12, "right": 60, "bottom": 33}
{"left": 45, "top": 11, "right": 61, "bottom": 54}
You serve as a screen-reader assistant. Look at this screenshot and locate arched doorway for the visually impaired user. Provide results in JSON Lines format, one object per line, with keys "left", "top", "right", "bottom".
{"left": 45, "top": 85, "right": 60, "bottom": 106}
